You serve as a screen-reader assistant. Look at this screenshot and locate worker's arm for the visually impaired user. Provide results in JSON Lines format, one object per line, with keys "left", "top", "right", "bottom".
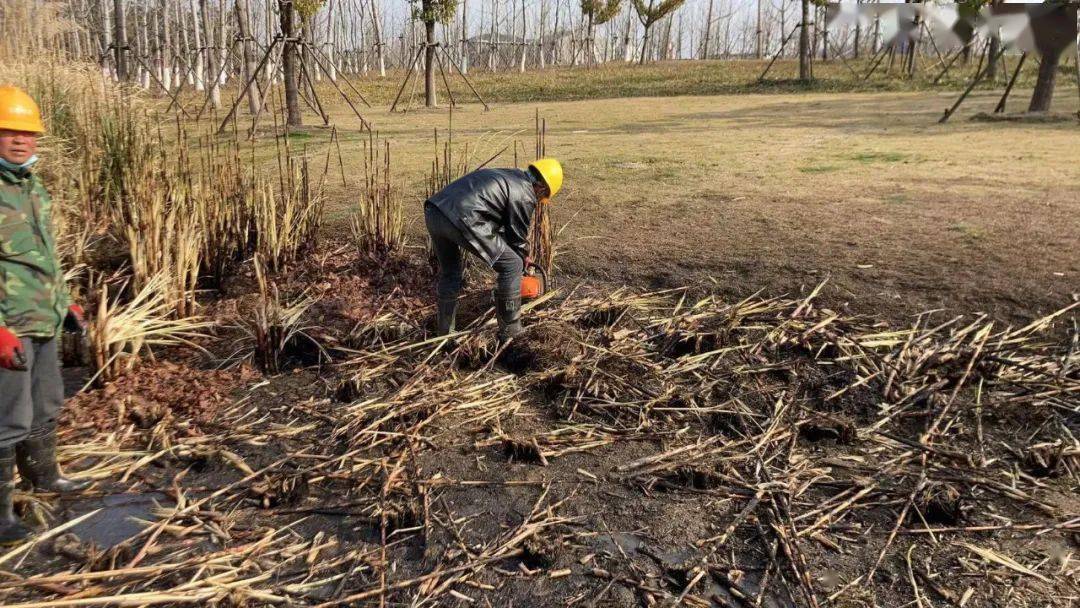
{"left": 0, "top": 264, "right": 7, "bottom": 327}
{"left": 504, "top": 195, "right": 536, "bottom": 262}
{"left": 0, "top": 221, "right": 8, "bottom": 327}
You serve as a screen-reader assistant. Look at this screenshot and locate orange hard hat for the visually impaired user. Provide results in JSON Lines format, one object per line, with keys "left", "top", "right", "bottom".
{"left": 0, "top": 86, "right": 45, "bottom": 134}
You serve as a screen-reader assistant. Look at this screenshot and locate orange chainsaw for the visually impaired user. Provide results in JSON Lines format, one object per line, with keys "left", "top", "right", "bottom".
{"left": 520, "top": 262, "right": 548, "bottom": 301}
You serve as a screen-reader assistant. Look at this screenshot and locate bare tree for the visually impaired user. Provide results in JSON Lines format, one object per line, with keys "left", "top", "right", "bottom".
{"left": 581, "top": 1, "right": 623, "bottom": 66}
{"left": 631, "top": 0, "right": 685, "bottom": 65}
{"left": 411, "top": 0, "right": 457, "bottom": 107}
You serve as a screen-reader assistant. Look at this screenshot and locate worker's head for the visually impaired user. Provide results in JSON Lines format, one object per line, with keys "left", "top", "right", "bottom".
{"left": 528, "top": 158, "right": 563, "bottom": 203}
{"left": 0, "top": 86, "right": 45, "bottom": 166}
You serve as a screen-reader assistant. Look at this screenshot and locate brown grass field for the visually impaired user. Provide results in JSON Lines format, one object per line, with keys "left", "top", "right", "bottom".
{"left": 242, "top": 62, "right": 1080, "bottom": 327}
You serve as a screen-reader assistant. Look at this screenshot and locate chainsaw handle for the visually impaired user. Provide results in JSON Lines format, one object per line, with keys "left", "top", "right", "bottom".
{"left": 524, "top": 262, "right": 547, "bottom": 280}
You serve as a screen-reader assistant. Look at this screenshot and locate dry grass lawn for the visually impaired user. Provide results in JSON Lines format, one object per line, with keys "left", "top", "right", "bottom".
{"left": 238, "top": 71, "right": 1080, "bottom": 326}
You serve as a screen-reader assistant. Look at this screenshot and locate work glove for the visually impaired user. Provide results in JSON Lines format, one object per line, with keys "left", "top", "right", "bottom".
{"left": 64, "top": 304, "right": 87, "bottom": 333}
{"left": 0, "top": 326, "right": 26, "bottom": 371}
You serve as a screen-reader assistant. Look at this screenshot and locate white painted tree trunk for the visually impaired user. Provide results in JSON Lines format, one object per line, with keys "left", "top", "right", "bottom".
{"left": 138, "top": 8, "right": 151, "bottom": 88}
{"left": 370, "top": 0, "right": 386, "bottom": 77}
{"left": 217, "top": 0, "right": 228, "bottom": 87}
{"left": 199, "top": 0, "right": 219, "bottom": 106}
{"left": 190, "top": 0, "right": 206, "bottom": 91}
{"left": 326, "top": 0, "right": 338, "bottom": 82}
{"left": 234, "top": 0, "right": 260, "bottom": 113}
{"left": 461, "top": 0, "right": 469, "bottom": 74}
{"left": 518, "top": 0, "right": 527, "bottom": 72}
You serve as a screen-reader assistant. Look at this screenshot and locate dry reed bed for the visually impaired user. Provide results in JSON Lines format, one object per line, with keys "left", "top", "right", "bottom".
{"left": 3, "top": 283, "right": 1075, "bottom": 607}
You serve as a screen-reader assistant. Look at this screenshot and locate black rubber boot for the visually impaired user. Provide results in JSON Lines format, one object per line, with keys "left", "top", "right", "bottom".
{"left": 0, "top": 447, "right": 31, "bottom": 546}
{"left": 495, "top": 292, "right": 524, "bottom": 344}
{"left": 436, "top": 297, "right": 459, "bottom": 336}
{"left": 16, "top": 425, "right": 90, "bottom": 494}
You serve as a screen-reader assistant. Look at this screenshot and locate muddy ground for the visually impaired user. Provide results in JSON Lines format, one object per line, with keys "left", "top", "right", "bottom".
{"left": 7, "top": 239, "right": 1077, "bottom": 608}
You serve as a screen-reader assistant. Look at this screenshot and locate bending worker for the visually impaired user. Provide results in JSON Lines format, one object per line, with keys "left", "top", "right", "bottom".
{"left": 425, "top": 158, "right": 563, "bottom": 342}
{"left": 0, "top": 86, "right": 90, "bottom": 545}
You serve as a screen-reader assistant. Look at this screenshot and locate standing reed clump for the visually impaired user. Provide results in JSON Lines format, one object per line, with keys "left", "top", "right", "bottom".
{"left": 86, "top": 273, "right": 210, "bottom": 386}
{"left": 256, "top": 156, "right": 325, "bottom": 272}
{"left": 424, "top": 118, "right": 474, "bottom": 276}
{"left": 241, "top": 256, "right": 317, "bottom": 375}
{"left": 181, "top": 132, "right": 256, "bottom": 286}
{"left": 527, "top": 112, "right": 554, "bottom": 277}
{"left": 351, "top": 132, "right": 404, "bottom": 260}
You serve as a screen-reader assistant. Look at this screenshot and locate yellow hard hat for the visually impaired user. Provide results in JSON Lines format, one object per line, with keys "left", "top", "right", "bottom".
{"left": 529, "top": 158, "right": 563, "bottom": 199}
{"left": 0, "top": 85, "right": 45, "bottom": 134}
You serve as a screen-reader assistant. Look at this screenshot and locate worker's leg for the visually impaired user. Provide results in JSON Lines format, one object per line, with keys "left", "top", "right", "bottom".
{"left": 425, "top": 206, "right": 464, "bottom": 335}
{"left": 492, "top": 248, "right": 525, "bottom": 342}
{"left": 0, "top": 338, "right": 34, "bottom": 545}
{"left": 17, "top": 338, "right": 87, "bottom": 494}
{"left": 0, "top": 338, "right": 34, "bottom": 451}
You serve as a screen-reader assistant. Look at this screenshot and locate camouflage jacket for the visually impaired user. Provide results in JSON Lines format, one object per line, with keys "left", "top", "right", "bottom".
{"left": 0, "top": 164, "right": 70, "bottom": 338}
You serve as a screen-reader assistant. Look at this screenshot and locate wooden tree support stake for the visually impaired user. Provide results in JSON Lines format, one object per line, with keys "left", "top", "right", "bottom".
{"left": 759, "top": 25, "right": 802, "bottom": 83}
{"left": 940, "top": 46, "right": 1009, "bottom": 124}
{"left": 217, "top": 36, "right": 281, "bottom": 135}
{"left": 994, "top": 52, "right": 1028, "bottom": 114}
{"left": 389, "top": 46, "right": 425, "bottom": 113}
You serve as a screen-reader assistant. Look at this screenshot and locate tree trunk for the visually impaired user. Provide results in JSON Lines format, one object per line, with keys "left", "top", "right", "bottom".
{"left": 1075, "top": 32, "right": 1080, "bottom": 113}
{"left": 1028, "top": 50, "right": 1060, "bottom": 112}
{"left": 137, "top": 7, "right": 150, "bottom": 88}
{"left": 423, "top": 0, "right": 437, "bottom": 107}
{"left": 97, "top": 0, "right": 113, "bottom": 77}
{"left": 113, "top": 0, "right": 128, "bottom": 80}
{"left": 798, "top": 0, "right": 810, "bottom": 80}
{"left": 489, "top": 0, "right": 498, "bottom": 70}
{"left": 586, "top": 12, "right": 594, "bottom": 66}
{"left": 370, "top": 0, "right": 386, "bottom": 77}
{"left": 756, "top": 0, "right": 762, "bottom": 59}
{"left": 623, "top": 5, "right": 633, "bottom": 62}
{"left": 199, "top": 0, "right": 220, "bottom": 107}
{"left": 326, "top": 0, "right": 338, "bottom": 82}
{"left": 461, "top": 0, "right": 469, "bottom": 74}
{"left": 234, "top": 0, "right": 260, "bottom": 114}
{"left": 821, "top": 6, "right": 828, "bottom": 61}
{"left": 519, "top": 0, "right": 527, "bottom": 72}
{"left": 986, "top": 36, "right": 1001, "bottom": 82}
{"left": 279, "top": 0, "right": 302, "bottom": 126}
{"left": 190, "top": 0, "right": 205, "bottom": 91}
{"left": 701, "top": 0, "right": 713, "bottom": 59}
{"left": 538, "top": 1, "right": 546, "bottom": 68}
{"left": 217, "top": 1, "right": 228, "bottom": 87}
{"left": 154, "top": 3, "right": 165, "bottom": 88}
{"left": 639, "top": 24, "right": 650, "bottom": 65}
{"left": 854, "top": 15, "right": 861, "bottom": 59}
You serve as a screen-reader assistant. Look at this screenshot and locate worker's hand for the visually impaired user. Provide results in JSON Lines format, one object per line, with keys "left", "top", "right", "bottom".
{"left": 524, "top": 256, "right": 533, "bottom": 270}
{"left": 64, "top": 304, "right": 86, "bottom": 333}
{"left": 0, "top": 326, "right": 26, "bottom": 371}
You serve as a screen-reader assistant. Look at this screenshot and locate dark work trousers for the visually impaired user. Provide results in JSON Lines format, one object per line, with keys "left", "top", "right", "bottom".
{"left": 424, "top": 205, "right": 524, "bottom": 301}
{"left": 0, "top": 337, "right": 63, "bottom": 449}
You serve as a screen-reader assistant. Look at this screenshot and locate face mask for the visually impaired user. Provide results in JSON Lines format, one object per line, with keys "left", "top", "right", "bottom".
{"left": 0, "top": 155, "right": 38, "bottom": 172}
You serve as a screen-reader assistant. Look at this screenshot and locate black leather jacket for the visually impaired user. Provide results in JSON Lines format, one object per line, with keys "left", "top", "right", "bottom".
{"left": 425, "top": 168, "right": 538, "bottom": 266}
